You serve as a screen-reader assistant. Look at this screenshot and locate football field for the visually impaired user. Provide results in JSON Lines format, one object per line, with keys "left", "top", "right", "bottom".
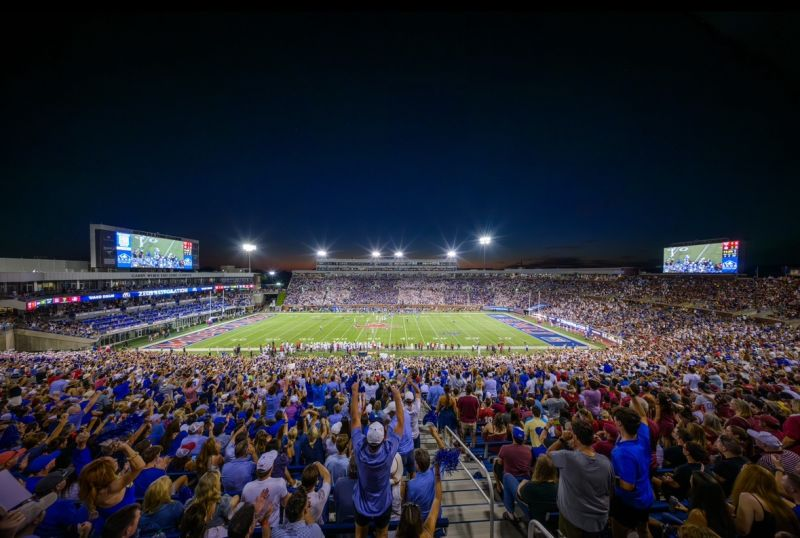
{"left": 158, "top": 312, "right": 596, "bottom": 352}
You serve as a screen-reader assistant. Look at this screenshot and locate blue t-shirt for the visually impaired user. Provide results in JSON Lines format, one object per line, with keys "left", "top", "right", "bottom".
{"left": 352, "top": 427, "right": 400, "bottom": 517}
{"left": 406, "top": 468, "right": 436, "bottom": 519}
{"left": 390, "top": 414, "right": 414, "bottom": 454}
{"left": 134, "top": 467, "right": 167, "bottom": 498}
{"left": 36, "top": 498, "right": 90, "bottom": 538}
{"left": 312, "top": 385, "right": 326, "bottom": 408}
{"left": 611, "top": 422, "right": 654, "bottom": 510}
{"left": 265, "top": 394, "right": 280, "bottom": 420}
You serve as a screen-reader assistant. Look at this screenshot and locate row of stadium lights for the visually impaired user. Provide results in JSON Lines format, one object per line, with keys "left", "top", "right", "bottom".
{"left": 242, "top": 235, "right": 493, "bottom": 274}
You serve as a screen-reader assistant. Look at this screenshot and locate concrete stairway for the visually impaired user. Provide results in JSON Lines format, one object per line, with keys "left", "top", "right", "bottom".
{"left": 418, "top": 427, "right": 522, "bottom": 538}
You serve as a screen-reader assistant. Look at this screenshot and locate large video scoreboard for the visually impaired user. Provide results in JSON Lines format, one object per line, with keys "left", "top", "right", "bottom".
{"left": 90, "top": 224, "right": 199, "bottom": 271}
{"left": 663, "top": 240, "right": 740, "bottom": 274}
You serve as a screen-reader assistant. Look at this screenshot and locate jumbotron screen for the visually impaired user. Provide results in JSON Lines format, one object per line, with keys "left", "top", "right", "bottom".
{"left": 663, "top": 241, "right": 740, "bottom": 274}
{"left": 116, "top": 232, "right": 194, "bottom": 270}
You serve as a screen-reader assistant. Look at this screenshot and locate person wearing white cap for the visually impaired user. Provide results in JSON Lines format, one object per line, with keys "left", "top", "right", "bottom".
{"left": 404, "top": 382, "right": 422, "bottom": 450}
{"left": 181, "top": 421, "right": 208, "bottom": 456}
{"left": 350, "top": 379, "right": 405, "bottom": 538}
{"left": 241, "top": 450, "right": 289, "bottom": 528}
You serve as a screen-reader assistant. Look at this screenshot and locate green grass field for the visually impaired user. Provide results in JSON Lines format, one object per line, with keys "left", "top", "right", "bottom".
{"left": 184, "top": 312, "right": 597, "bottom": 351}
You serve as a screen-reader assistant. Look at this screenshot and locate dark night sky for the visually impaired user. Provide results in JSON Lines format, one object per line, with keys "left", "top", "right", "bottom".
{"left": 2, "top": 12, "right": 799, "bottom": 273}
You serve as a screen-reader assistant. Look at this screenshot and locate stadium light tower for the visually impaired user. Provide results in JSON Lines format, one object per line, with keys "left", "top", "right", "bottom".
{"left": 242, "top": 243, "right": 256, "bottom": 273}
{"left": 478, "top": 235, "right": 491, "bottom": 273}
{"left": 316, "top": 249, "right": 328, "bottom": 258}
{"left": 446, "top": 249, "right": 457, "bottom": 259}
{"left": 394, "top": 250, "right": 404, "bottom": 258}
{"left": 371, "top": 250, "right": 381, "bottom": 258}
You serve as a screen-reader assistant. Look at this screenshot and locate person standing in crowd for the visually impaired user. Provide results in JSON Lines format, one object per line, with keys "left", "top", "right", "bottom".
{"left": 610, "top": 403, "right": 655, "bottom": 538}
{"left": 457, "top": 384, "right": 480, "bottom": 448}
{"left": 547, "top": 419, "right": 615, "bottom": 538}
{"left": 350, "top": 380, "right": 404, "bottom": 538}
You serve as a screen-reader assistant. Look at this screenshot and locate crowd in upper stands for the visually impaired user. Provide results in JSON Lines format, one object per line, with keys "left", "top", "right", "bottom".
{"left": 285, "top": 273, "right": 800, "bottom": 320}
{"left": 6, "top": 294, "right": 254, "bottom": 339}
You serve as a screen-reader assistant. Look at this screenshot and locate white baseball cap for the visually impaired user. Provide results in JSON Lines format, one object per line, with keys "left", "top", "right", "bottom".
{"left": 404, "top": 391, "right": 414, "bottom": 402}
{"left": 367, "top": 422, "right": 385, "bottom": 445}
{"left": 189, "top": 422, "right": 203, "bottom": 433}
{"left": 331, "top": 422, "right": 342, "bottom": 435}
{"left": 257, "top": 450, "right": 278, "bottom": 472}
{"left": 290, "top": 395, "right": 298, "bottom": 403}
{"left": 385, "top": 402, "right": 397, "bottom": 414}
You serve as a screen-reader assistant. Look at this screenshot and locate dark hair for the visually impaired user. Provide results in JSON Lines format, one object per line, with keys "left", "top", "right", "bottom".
{"left": 141, "top": 445, "right": 162, "bottom": 464}
{"left": 717, "top": 434, "right": 743, "bottom": 456}
{"left": 285, "top": 489, "right": 308, "bottom": 523}
{"left": 571, "top": 419, "right": 594, "bottom": 446}
{"left": 684, "top": 442, "right": 708, "bottom": 463}
{"left": 397, "top": 503, "right": 423, "bottom": 538}
{"left": 688, "top": 472, "right": 736, "bottom": 538}
{"left": 348, "top": 455, "right": 358, "bottom": 480}
{"left": 335, "top": 434, "right": 349, "bottom": 455}
{"left": 414, "top": 448, "right": 431, "bottom": 472}
{"left": 227, "top": 502, "right": 255, "bottom": 538}
{"left": 613, "top": 406, "right": 641, "bottom": 436}
{"left": 235, "top": 439, "right": 249, "bottom": 458}
{"left": 301, "top": 463, "right": 320, "bottom": 490}
{"left": 180, "top": 500, "right": 208, "bottom": 538}
{"left": 102, "top": 503, "right": 141, "bottom": 538}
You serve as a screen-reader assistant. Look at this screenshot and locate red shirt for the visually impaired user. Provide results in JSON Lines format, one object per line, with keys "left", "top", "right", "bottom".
{"left": 499, "top": 443, "right": 532, "bottom": 478}
{"left": 457, "top": 395, "right": 480, "bottom": 423}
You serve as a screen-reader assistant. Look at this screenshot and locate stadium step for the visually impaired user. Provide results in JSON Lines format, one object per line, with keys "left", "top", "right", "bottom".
{"left": 415, "top": 426, "right": 515, "bottom": 538}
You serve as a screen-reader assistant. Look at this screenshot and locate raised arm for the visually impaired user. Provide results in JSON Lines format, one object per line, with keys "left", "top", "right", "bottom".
{"left": 630, "top": 394, "right": 648, "bottom": 424}
{"left": 422, "top": 464, "right": 443, "bottom": 535}
{"left": 351, "top": 381, "right": 361, "bottom": 430}
{"left": 391, "top": 386, "right": 405, "bottom": 436}
{"left": 428, "top": 424, "right": 446, "bottom": 450}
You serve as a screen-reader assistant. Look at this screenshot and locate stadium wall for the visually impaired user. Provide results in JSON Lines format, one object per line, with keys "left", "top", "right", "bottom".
{"left": 0, "top": 328, "right": 13, "bottom": 351}
{"left": 10, "top": 329, "right": 95, "bottom": 352}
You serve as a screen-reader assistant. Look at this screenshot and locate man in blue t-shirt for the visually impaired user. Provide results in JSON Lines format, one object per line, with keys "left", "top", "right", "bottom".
{"left": 610, "top": 399, "right": 654, "bottom": 538}
{"left": 351, "top": 379, "right": 404, "bottom": 538}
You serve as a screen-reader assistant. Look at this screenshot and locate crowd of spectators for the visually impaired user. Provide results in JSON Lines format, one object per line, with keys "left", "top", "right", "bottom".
{"left": 6, "top": 294, "right": 254, "bottom": 339}
{"left": 0, "top": 287, "right": 798, "bottom": 537}
{"left": 285, "top": 273, "right": 800, "bottom": 320}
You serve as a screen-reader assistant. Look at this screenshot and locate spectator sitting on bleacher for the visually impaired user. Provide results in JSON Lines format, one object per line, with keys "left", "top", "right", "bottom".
{"left": 221, "top": 439, "right": 257, "bottom": 495}
{"left": 139, "top": 476, "right": 184, "bottom": 536}
{"left": 497, "top": 426, "right": 533, "bottom": 523}
{"left": 272, "top": 489, "right": 324, "bottom": 538}
{"left": 515, "top": 454, "right": 558, "bottom": 525}
{"left": 101, "top": 503, "right": 141, "bottom": 538}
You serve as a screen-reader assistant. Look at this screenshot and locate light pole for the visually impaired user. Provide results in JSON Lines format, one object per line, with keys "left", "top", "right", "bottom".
{"left": 479, "top": 235, "right": 491, "bottom": 273}
{"left": 242, "top": 244, "right": 256, "bottom": 273}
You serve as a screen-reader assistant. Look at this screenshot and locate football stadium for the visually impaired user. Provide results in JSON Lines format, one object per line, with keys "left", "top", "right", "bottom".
{"left": 3, "top": 11, "right": 800, "bottom": 538}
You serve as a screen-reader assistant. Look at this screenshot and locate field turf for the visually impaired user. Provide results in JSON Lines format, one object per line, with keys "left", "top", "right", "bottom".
{"left": 182, "top": 312, "right": 596, "bottom": 351}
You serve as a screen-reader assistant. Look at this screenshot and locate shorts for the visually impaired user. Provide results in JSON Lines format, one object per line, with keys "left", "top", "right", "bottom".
{"left": 401, "top": 450, "right": 416, "bottom": 475}
{"left": 355, "top": 505, "right": 393, "bottom": 529}
{"left": 610, "top": 496, "right": 650, "bottom": 529}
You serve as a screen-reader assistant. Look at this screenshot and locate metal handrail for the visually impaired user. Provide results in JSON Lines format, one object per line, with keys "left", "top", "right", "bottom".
{"left": 442, "top": 425, "right": 496, "bottom": 538}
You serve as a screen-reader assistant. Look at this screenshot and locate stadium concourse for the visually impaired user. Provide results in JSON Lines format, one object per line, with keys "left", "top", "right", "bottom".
{"left": 1, "top": 272, "right": 800, "bottom": 537}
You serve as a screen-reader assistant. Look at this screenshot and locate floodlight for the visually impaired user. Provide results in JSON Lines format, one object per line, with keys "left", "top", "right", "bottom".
{"left": 479, "top": 235, "right": 491, "bottom": 246}
{"left": 371, "top": 250, "right": 381, "bottom": 258}
{"left": 242, "top": 243, "right": 257, "bottom": 252}
{"left": 268, "top": 271, "right": 276, "bottom": 276}
{"left": 394, "top": 251, "right": 404, "bottom": 258}
{"left": 316, "top": 250, "right": 328, "bottom": 258}
{"left": 447, "top": 250, "right": 457, "bottom": 259}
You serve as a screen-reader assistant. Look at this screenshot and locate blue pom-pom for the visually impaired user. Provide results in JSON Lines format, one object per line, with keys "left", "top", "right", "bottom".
{"left": 434, "top": 448, "right": 461, "bottom": 474}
